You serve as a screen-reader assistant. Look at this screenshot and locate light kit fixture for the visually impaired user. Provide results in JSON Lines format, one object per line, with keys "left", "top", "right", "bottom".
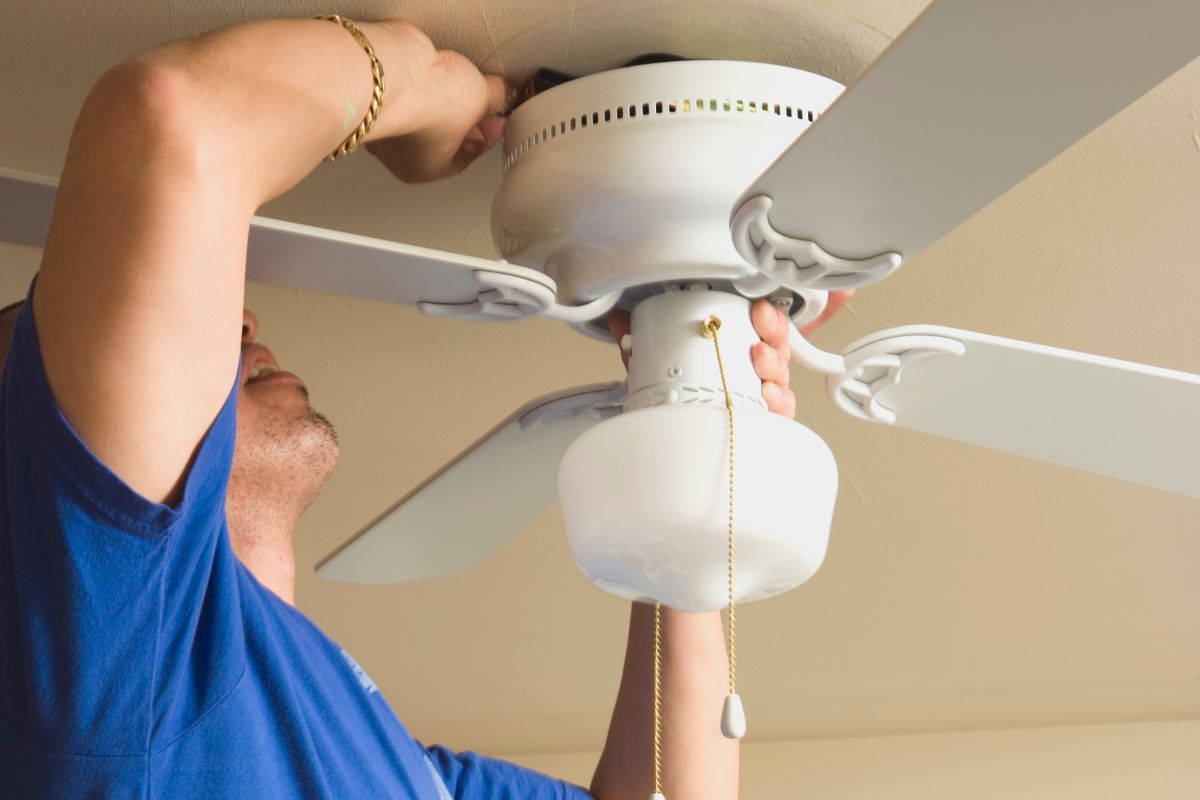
{"left": 559, "top": 289, "right": 837, "bottom": 613}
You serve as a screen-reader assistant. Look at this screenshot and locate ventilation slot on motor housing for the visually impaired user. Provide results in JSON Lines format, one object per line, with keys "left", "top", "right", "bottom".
{"left": 504, "top": 98, "right": 819, "bottom": 169}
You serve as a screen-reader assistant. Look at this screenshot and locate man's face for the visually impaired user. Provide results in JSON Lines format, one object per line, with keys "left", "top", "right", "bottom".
{"left": 230, "top": 309, "right": 338, "bottom": 511}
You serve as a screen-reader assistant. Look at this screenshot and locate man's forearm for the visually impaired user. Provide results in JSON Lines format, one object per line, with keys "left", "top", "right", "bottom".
{"left": 591, "top": 605, "right": 738, "bottom": 799}
{"left": 129, "top": 18, "right": 438, "bottom": 208}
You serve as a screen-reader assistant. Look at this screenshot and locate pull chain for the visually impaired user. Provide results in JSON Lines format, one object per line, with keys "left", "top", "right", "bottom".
{"left": 649, "top": 313, "right": 746, "bottom": 800}
{"left": 701, "top": 315, "right": 747, "bottom": 740}
{"left": 650, "top": 602, "right": 665, "bottom": 800}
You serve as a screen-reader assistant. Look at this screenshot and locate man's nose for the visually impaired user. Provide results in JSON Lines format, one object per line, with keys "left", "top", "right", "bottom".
{"left": 242, "top": 309, "right": 259, "bottom": 344}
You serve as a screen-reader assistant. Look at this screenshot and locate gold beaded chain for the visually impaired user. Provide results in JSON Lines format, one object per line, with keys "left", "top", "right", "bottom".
{"left": 315, "top": 14, "right": 386, "bottom": 161}
{"left": 648, "top": 313, "right": 741, "bottom": 798}
{"left": 652, "top": 602, "right": 664, "bottom": 797}
{"left": 701, "top": 315, "right": 738, "bottom": 699}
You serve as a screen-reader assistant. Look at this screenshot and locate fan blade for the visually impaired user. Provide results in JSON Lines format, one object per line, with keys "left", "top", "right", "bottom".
{"left": 829, "top": 326, "right": 1200, "bottom": 498}
{"left": 0, "top": 168, "right": 555, "bottom": 310}
{"left": 736, "top": 0, "right": 1200, "bottom": 278}
{"left": 315, "top": 383, "right": 625, "bottom": 583}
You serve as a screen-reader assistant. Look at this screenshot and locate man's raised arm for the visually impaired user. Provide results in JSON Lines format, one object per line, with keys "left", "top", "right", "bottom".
{"left": 33, "top": 18, "right": 508, "bottom": 505}
{"left": 587, "top": 298, "right": 811, "bottom": 799}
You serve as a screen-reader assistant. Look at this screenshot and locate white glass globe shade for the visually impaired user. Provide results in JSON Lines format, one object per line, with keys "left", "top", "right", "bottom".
{"left": 558, "top": 402, "right": 837, "bottom": 611}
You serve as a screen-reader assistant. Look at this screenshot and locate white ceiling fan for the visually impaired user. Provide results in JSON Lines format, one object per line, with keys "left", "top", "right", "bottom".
{"left": 3, "top": 0, "right": 1199, "bottom": 612}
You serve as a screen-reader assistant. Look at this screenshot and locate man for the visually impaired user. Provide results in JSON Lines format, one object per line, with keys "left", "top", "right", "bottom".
{"left": 0, "top": 15, "right": 842, "bottom": 798}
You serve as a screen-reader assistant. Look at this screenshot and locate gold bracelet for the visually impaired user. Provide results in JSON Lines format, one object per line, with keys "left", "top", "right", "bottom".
{"left": 315, "top": 14, "right": 386, "bottom": 161}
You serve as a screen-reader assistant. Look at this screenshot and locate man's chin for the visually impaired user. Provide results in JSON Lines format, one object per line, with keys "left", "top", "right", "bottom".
{"left": 308, "top": 408, "right": 338, "bottom": 446}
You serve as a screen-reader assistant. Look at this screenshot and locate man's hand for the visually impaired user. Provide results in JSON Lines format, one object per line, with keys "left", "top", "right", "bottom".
{"left": 363, "top": 21, "right": 513, "bottom": 182}
{"left": 606, "top": 290, "right": 853, "bottom": 419}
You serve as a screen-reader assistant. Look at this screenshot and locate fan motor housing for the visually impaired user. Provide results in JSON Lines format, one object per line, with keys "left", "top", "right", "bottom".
{"left": 493, "top": 59, "right": 845, "bottom": 323}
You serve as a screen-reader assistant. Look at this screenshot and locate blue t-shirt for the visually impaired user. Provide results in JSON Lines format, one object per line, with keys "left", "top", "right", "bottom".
{"left": 0, "top": 295, "right": 591, "bottom": 799}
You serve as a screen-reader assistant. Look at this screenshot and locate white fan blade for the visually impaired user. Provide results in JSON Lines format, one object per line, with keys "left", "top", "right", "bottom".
{"left": 737, "top": 0, "right": 1200, "bottom": 278}
{"left": 316, "top": 383, "right": 625, "bottom": 583}
{"left": 0, "top": 168, "right": 555, "bottom": 309}
{"left": 829, "top": 326, "right": 1200, "bottom": 498}
{"left": 244, "top": 217, "right": 554, "bottom": 311}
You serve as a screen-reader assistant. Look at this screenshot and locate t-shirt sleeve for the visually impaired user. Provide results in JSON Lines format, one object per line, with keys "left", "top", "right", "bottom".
{"left": 424, "top": 744, "right": 593, "bottom": 800}
{"left": 0, "top": 289, "right": 246, "bottom": 756}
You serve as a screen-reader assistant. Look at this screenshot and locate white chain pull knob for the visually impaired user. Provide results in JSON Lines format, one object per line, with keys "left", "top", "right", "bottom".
{"left": 720, "top": 692, "right": 746, "bottom": 739}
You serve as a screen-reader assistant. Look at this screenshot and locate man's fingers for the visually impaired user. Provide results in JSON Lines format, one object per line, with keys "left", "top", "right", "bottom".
{"left": 485, "top": 74, "right": 518, "bottom": 117}
{"left": 748, "top": 300, "right": 799, "bottom": 418}
{"left": 779, "top": 390, "right": 797, "bottom": 419}
{"left": 608, "top": 308, "right": 632, "bottom": 370}
{"left": 750, "top": 300, "right": 788, "bottom": 351}
{"left": 754, "top": 289, "right": 855, "bottom": 345}
{"left": 451, "top": 77, "right": 508, "bottom": 176}
{"left": 762, "top": 381, "right": 796, "bottom": 418}
{"left": 450, "top": 127, "right": 491, "bottom": 176}
{"left": 448, "top": 144, "right": 482, "bottom": 177}
{"left": 478, "top": 115, "right": 507, "bottom": 148}
{"left": 443, "top": 116, "right": 506, "bottom": 178}
{"left": 752, "top": 341, "right": 788, "bottom": 385}
{"left": 608, "top": 308, "right": 631, "bottom": 341}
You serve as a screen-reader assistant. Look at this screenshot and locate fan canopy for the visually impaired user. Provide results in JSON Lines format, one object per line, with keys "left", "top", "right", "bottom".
{"left": 491, "top": 59, "right": 844, "bottom": 337}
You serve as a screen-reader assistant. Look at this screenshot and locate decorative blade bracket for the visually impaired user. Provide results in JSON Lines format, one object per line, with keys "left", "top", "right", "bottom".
{"left": 419, "top": 269, "right": 557, "bottom": 321}
{"left": 419, "top": 268, "right": 621, "bottom": 324}
{"left": 786, "top": 322, "right": 965, "bottom": 425}
{"left": 731, "top": 195, "right": 903, "bottom": 291}
{"left": 827, "top": 335, "right": 966, "bottom": 424}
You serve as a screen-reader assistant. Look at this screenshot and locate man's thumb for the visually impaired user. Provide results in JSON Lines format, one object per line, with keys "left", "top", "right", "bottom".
{"left": 483, "top": 74, "right": 518, "bottom": 118}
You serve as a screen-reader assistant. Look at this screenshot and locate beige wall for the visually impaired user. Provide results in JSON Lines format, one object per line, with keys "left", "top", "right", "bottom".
{"left": 510, "top": 719, "right": 1200, "bottom": 799}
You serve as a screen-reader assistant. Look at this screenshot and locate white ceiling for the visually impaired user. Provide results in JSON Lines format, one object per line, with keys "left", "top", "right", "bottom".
{"left": 1, "top": 0, "right": 1198, "bottom": 756}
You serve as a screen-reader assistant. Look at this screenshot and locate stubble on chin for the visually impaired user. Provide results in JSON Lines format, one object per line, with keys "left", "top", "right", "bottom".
{"left": 232, "top": 402, "right": 340, "bottom": 508}
{"left": 307, "top": 408, "right": 338, "bottom": 446}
